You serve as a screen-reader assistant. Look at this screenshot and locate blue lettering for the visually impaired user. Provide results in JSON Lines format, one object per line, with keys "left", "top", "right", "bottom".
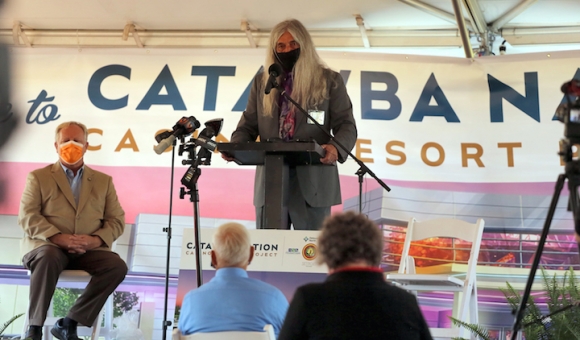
{"left": 410, "top": 73, "right": 459, "bottom": 122}
{"left": 361, "top": 71, "right": 401, "bottom": 120}
{"left": 88, "top": 64, "right": 130, "bottom": 110}
{"left": 192, "top": 66, "right": 236, "bottom": 111}
{"left": 489, "top": 72, "right": 540, "bottom": 122}
{"left": 232, "top": 67, "right": 263, "bottom": 112}
{"left": 136, "top": 65, "right": 186, "bottom": 110}
{"left": 26, "top": 90, "right": 60, "bottom": 124}
{"left": 339, "top": 70, "right": 351, "bottom": 85}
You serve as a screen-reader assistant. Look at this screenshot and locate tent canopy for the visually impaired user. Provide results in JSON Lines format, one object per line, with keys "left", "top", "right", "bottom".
{"left": 0, "top": 0, "right": 579, "bottom": 57}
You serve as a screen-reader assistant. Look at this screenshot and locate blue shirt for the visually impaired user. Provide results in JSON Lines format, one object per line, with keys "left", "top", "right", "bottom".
{"left": 178, "top": 267, "right": 289, "bottom": 337}
{"left": 60, "top": 162, "right": 84, "bottom": 205}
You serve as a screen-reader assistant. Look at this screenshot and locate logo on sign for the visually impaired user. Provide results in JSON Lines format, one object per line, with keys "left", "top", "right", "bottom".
{"left": 286, "top": 248, "right": 300, "bottom": 254}
{"left": 302, "top": 243, "right": 317, "bottom": 261}
{"left": 303, "top": 236, "right": 317, "bottom": 243}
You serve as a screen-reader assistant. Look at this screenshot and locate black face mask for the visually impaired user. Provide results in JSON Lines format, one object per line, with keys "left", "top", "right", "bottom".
{"left": 275, "top": 48, "right": 301, "bottom": 72}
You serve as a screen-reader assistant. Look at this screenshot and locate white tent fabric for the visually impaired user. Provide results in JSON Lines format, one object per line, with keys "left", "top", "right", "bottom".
{"left": 0, "top": 0, "right": 579, "bottom": 57}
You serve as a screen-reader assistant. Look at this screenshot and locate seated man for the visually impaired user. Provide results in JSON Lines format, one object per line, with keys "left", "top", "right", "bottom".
{"left": 19, "top": 121, "right": 127, "bottom": 340}
{"left": 278, "top": 211, "right": 434, "bottom": 340}
{"left": 178, "top": 222, "right": 288, "bottom": 337}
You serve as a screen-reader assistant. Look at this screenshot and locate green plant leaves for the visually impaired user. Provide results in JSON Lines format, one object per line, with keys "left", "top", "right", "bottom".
{"left": 453, "top": 267, "right": 580, "bottom": 340}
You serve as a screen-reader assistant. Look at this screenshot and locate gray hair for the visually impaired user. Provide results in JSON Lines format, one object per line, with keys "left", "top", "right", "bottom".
{"left": 212, "top": 222, "right": 252, "bottom": 267}
{"left": 262, "top": 19, "right": 330, "bottom": 117}
{"left": 318, "top": 211, "right": 384, "bottom": 270}
{"left": 54, "top": 121, "right": 88, "bottom": 143}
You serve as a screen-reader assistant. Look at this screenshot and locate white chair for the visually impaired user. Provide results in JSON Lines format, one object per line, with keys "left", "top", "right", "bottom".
{"left": 21, "top": 243, "right": 118, "bottom": 340}
{"left": 21, "top": 270, "right": 114, "bottom": 340}
{"left": 386, "top": 217, "right": 485, "bottom": 339}
{"left": 172, "top": 324, "right": 276, "bottom": 340}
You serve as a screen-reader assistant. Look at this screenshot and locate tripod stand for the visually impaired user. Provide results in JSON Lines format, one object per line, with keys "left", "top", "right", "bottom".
{"left": 510, "top": 138, "right": 580, "bottom": 340}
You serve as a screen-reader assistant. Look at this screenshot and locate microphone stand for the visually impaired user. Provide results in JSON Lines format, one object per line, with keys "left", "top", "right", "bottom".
{"left": 271, "top": 80, "right": 391, "bottom": 212}
{"left": 161, "top": 137, "right": 178, "bottom": 340}
{"left": 179, "top": 141, "right": 214, "bottom": 288}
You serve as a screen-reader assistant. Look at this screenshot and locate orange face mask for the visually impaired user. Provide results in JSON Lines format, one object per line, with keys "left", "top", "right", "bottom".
{"left": 59, "top": 141, "right": 85, "bottom": 165}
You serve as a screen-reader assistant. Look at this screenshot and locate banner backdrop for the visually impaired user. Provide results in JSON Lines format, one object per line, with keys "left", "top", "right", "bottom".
{"left": 175, "top": 227, "right": 327, "bottom": 309}
{"left": 0, "top": 48, "right": 578, "bottom": 223}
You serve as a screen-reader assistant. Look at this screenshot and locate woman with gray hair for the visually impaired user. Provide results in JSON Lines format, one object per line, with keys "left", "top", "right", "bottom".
{"left": 278, "top": 211, "right": 433, "bottom": 340}
{"left": 224, "top": 19, "right": 357, "bottom": 230}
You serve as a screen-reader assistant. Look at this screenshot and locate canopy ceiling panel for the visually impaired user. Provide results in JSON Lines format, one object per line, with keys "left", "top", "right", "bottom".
{"left": 0, "top": 0, "right": 578, "bottom": 57}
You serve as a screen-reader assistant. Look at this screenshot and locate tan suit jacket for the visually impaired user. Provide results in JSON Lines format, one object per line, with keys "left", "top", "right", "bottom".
{"left": 18, "top": 162, "right": 125, "bottom": 257}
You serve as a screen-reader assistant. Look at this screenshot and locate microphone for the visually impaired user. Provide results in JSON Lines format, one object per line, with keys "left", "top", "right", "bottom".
{"left": 194, "top": 118, "right": 223, "bottom": 151}
{"left": 194, "top": 129, "right": 218, "bottom": 151}
{"left": 265, "top": 63, "right": 283, "bottom": 95}
{"left": 154, "top": 116, "right": 201, "bottom": 154}
{"left": 155, "top": 131, "right": 172, "bottom": 143}
{"left": 154, "top": 135, "right": 177, "bottom": 155}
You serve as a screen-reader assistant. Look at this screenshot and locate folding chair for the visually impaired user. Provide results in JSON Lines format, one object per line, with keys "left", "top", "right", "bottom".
{"left": 386, "top": 217, "right": 485, "bottom": 339}
{"left": 172, "top": 324, "right": 276, "bottom": 340}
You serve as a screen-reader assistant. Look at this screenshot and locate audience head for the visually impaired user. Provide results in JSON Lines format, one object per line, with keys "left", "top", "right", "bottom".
{"left": 318, "top": 211, "right": 383, "bottom": 271}
{"left": 211, "top": 222, "right": 254, "bottom": 269}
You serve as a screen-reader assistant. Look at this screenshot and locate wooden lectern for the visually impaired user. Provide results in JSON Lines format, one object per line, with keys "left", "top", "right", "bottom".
{"left": 218, "top": 141, "right": 325, "bottom": 229}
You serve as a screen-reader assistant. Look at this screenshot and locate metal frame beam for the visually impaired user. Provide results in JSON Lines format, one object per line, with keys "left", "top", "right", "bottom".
{"left": 122, "top": 22, "right": 143, "bottom": 48}
{"left": 461, "top": 0, "right": 487, "bottom": 35}
{"left": 451, "top": 0, "right": 473, "bottom": 58}
{"left": 0, "top": 28, "right": 464, "bottom": 48}
{"left": 398, "top": 0, "right": 474, "bottom": 30}
{"left": 491, "top": 0, "right": 538, "bottom": 32}
{"left": 355, "top": 14, "right": 370, "bottom": 49}
{"left": 12, "top": 22, "right": 31, "bottom": 47}
{"left": 241, "top": 20, "right": 257, "bottom": 48}
{"left": 501, "top": 26, "right": 580, "bottom": 45}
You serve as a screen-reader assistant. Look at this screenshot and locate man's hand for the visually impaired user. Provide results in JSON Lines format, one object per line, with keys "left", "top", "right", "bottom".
{"left": 48, "top": 234, "right": 103, "bottom": 254}
{"left": 221, "top": 152, "right": 235, "bottom": 162}
{"left": 320, "top": 144, "right": 339, "bottom": 165}
{"left": 73, "top": 234, "right": 104, "bottom": 251}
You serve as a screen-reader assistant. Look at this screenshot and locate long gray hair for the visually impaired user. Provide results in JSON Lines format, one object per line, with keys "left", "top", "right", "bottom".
{"left": 262, "top": 19, "right": 330, "bottom": 116}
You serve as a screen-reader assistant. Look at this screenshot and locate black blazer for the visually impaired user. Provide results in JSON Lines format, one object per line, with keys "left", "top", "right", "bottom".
{"left": 278, "top": 270, "right": 433, "bottom": 340}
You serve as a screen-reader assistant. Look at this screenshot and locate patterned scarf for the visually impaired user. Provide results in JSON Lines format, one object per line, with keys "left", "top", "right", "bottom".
{"left": 278, "top": 71, "right": 295, "bottom": 141}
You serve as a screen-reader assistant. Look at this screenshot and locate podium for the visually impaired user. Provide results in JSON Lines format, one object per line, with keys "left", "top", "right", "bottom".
{"left": 218, "top": 141, "right": 325, "bottom": 229}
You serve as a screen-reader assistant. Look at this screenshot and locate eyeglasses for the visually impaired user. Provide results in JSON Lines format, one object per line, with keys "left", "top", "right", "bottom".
{"left": 276, "top": 41, "right": 300, "bottom": 53}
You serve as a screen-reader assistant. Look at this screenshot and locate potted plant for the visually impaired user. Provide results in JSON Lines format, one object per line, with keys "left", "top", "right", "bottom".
{"left": 451, "top": 267, "right": 580, "bottom": 340}
{"left": 0, "top": 301, "right": 23, "bottom": 340}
